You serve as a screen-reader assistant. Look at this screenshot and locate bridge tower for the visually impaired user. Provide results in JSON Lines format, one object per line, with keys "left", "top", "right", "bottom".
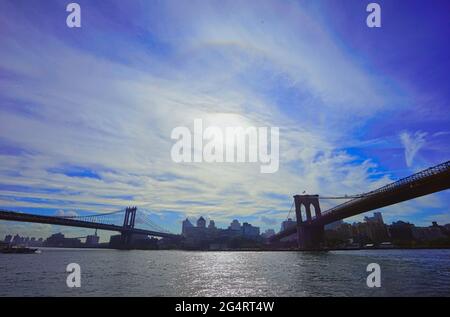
{"left": 121, "top": 206, "right": 137, "bottom": 247}
{"left": 293, "top": 195, "right": 324, "bottom": 250}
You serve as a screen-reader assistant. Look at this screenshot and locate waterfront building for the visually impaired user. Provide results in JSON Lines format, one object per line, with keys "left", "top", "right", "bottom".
{"left": 229, "top": 219, "right": 241, "bottom": 231}
{"left": 28, "top": 237, "right": 43, "bottom": 247}
{"left": 280, "top": 218, "right": 296, "bottom": 232}
{"left": 242, "top": 222, "right": 260, "bottom": 238}
{"left": 388, "top": 221, "right": 415, "bottom": 242}
{"left": 183, "top": 217, "right": 209, "bottom": 238}
{"left": 347, "top": 212, "right": 389, "bottom": 244}
{"left": 208, "top": 220, "right": 216, "bottom": 230}
{"left": 86, "top": 234, "right": 100, "bottom": 246}
{"left": 44, "top": 232, "right": 83, "bottom": 248}
{"left": 364, "top": 213, "right": 389, "bottom": 242}
{"left": 109, "top": 233, "right": 158, "bottom": 250}
{"left": 197, "top": 216, "right": 206, "bottom": 228}
{"left": 261, "top": 229, "right": 275, "bottom": 239}
{"left": 4, "top": 234, "right": 12, "bottom": 243}
{"left": 411, "top": 222, "right": 447, "bottom": 242}
{"left": 181, "top": 216, "right": 262, "bottom": 249}
{"left": 12, "top": 234, "right": 24, "bottom": 245}
{"left": 182, "top": 218, "right": 194, "bottom": 236}
{"left": 181, "top": 216, "right": 219, "bottom": 249}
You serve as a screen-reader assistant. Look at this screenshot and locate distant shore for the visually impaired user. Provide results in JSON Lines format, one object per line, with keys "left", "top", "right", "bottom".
{"left": 5, "top": 245, "right": 449, "bottom": 252}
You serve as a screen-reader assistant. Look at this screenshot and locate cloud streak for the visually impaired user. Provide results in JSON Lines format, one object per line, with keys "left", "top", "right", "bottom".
{"left": 400, "top": 131, "right": 427, "bottom": 167}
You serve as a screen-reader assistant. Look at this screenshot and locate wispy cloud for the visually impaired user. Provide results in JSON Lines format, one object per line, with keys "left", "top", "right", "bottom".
{"left": 55, "top": 210, "right": 78, "bottom": 217}
{"left": 399, "top": 131, "right": 427, "bottom": 167}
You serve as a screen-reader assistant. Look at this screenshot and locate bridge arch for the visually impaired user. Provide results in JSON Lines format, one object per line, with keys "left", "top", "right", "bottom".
{"left": 293, "top": 194, "right": 322, "bottom": 223}
{"left": 299, "top": 204, "right": 307, "bottom": 223}
{"left": 310, "top": 204, "right": 317, "bottom": 220}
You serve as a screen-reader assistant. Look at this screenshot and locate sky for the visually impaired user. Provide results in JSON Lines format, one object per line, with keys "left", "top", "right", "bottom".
{"left": 0, "top": 0, "right": 449, "bottom": 241}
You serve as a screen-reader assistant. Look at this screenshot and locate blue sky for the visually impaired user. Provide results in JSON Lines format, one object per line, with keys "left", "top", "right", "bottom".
{"left": 0, "top": 0, "right": 449, "bottom": 240}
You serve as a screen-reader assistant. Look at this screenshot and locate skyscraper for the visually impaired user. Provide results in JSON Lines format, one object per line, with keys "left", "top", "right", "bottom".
{"left": 281, "top": 218, "right": 296, "bottom": 232}
{"left": 364, "top": 212, "right": 384, "bottom": 224}
{"left": 182, "top": 218, "right": 194, "bottom": 236}
{"left": 197, "top": 216, "right": 206, "bottom": 228}
{"left": 229, "top": 219, "right": 241, "bottom": 231}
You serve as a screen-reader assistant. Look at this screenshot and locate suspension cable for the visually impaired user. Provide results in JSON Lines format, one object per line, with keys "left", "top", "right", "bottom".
{"left": 56, "top": 208, "right": 126, "bottom": 219}
{"left": 286, "top": 201, "right": 294, "bottom": 220}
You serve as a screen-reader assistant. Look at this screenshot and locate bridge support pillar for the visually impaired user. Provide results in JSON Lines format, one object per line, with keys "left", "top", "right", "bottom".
{"left": 120, "top": 206, "right": 137, "bottom": 249}
{"left": 294, "top": 195, "right": 324, "bottom": 250}
{"left": 296, "top": 224, "right": 324, "bottom": 250}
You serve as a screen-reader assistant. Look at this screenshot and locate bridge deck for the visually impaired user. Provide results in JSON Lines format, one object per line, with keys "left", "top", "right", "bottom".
{"left": 0, "top": 210, "right": 180, "bottom": 239}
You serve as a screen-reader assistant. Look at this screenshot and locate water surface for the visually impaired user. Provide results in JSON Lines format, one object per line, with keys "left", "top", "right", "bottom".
{"left": 0, "top": 249, "right": 449, "bottom": 296}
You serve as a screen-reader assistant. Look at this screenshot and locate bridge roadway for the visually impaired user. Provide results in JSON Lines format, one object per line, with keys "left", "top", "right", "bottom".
{"left": 0, "top": 209, "right": 180, "bottom": 239}
{"left": 273, "top": 160, "right": 450, "bottom": 241}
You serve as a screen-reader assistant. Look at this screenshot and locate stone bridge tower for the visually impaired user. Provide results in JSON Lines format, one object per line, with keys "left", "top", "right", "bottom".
{"left": 293, "top": 195, "right": 325, "bottom": 250}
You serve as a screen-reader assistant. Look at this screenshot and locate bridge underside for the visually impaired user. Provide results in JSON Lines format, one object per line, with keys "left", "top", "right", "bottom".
{"left": 317, "top": 168, "right": 450, "bottom": 226}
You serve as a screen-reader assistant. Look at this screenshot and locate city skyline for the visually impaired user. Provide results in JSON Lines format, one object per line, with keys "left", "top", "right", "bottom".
{"left": 2, "top": 210, "right": 448, "bottom": 244}
{"left": 0, "top": 0, "right": 449, "bottom": 239}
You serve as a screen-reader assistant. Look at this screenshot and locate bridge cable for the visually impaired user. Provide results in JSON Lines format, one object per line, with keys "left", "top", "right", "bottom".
{"left": 56, "top": 208, "right": 126, "bottom": 219}
{"left": 286, "top": 201, "right": 294, "bottom": 221}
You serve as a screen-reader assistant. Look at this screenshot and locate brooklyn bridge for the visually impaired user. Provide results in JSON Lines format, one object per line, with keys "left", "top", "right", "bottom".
{"left": 0, "top": 160, "right": 449, "bottom": 250}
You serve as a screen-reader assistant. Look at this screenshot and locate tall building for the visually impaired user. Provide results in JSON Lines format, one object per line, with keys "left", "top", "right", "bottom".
{"left": 197, "top": 216, "right": 206, "bottom": 228}
{"left": 229, "top": 219, "right": 241, "bottom": 231}
{"left": 364, "top": 212, "right": 384, "bottom": 224}
{"left": 180, "top": 216, "right": 264, "bottom": 249}
{"left": 182, "top": 216, "right": 211, "bottom": 241}
{"left": 12, "top": 234, "right": 23, "bottom": 245}
{"left": 280, "top": 218, "right": 296, "bottom": 232}
{"left": 4, "top": 234, "right": 12, "bottom": 243}
{"left": 208, "top": 220, "right": 216, "bottom": 230}
{"left": 182, "top": 218, "right": 194, "bottom": 236}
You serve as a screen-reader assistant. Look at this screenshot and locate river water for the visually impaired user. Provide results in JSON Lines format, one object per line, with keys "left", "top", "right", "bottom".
{"left": 0, "top": 249, "right": 449, "bottom": 296}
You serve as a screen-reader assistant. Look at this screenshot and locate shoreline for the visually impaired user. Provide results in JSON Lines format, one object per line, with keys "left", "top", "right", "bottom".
{"left": 6, "top": 246, "right": 449, "bottom": 252}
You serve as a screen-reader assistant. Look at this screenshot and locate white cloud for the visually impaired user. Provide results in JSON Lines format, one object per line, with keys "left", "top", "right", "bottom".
{"left": 55, "top": 210, "right": 78, "bottom": 217}
{"left": 399, "top": 131, "right": 427, "bottom": 167}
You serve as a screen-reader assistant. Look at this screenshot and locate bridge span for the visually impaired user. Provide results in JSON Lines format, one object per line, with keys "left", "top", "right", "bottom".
{"left": 0, "top": 207, "right": 180, "bottom": 248}
{"left": 271, "top": 160, "right": 450, "bottom": 249}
